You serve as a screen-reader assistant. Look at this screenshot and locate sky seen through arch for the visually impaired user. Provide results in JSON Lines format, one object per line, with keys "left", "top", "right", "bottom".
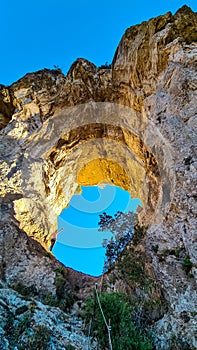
{"left": 53, "top": 185, "right": 141, "bottom": 276}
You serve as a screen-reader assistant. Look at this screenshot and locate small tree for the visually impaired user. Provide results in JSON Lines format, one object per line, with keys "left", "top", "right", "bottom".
{"left": 98, "top": 211, "right": 137, "bottom": 271}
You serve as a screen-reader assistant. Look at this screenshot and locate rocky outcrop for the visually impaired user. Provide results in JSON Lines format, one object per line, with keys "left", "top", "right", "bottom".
{"left": 0, "top": 5, "right": 196, "bottom": 349}
{"left": 0, "top": 287, "right": 97, "bottom": 349}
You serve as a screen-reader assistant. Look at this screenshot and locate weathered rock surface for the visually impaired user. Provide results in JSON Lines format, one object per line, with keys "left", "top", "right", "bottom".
{"left": 0, "top": 287, "right": 97, "bottom": 349}
{"left": 0, "top": 5, "right": 196, "bottom": 349}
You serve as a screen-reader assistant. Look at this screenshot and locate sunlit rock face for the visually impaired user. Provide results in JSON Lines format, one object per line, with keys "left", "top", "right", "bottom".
{"left": 0, "top": 5, "right": 196, "bottom": 349}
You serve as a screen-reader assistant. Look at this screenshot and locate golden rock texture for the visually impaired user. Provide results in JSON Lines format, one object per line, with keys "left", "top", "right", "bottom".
{"left": 78, "top": 158, "right": 131, "bottom": 190}
{"left": 0, "top": 5, "right": 196, "bottom": 349}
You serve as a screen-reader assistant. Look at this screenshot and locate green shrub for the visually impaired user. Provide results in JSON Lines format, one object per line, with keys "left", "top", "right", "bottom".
{"left": 54, "top": 266, "right": 67, "bottom": 276}
{"left": 53, "top": 266, "right": 77, "bottom": 311}
{"left": 5, "top": 311, "right": 31, "bottom": 348}
{"left": 182, "top": 256, "right": 193, "bottom": 274}
{"left": 54, "top": 266, "right": 67, "bottom": 300}
{"left": 43, "top": 292, "right": 59, "bottom": 307}
{"left": 26, "top": 325, "right": 51, "bottom": 350}
{"left": 55, "top": 274, "right": 66, "bottom": 299}
{"left": 117, "top": 251, "right": 144, "bottom": 284}
{"left": 175, "top": 247, "right": 184, "bottom": 258}
{"left": 44, "top": 251, "right": 52, "bottom": 259}
{"left": 66, "top": 345, "right": 75, "bottom": 350}
{"left": 132, "top": 224, "right": 146, "bottom": 246}
{"left": 152, "top": 245, "right": 159, "bottom": 254}
{"left": 63, "top": 290, "right": 78, "bottom": 311}
{"left": 12, "top": 282, "right": 37, "bottom": 298}
{"left": 169, "top": 333, "right": 193, "bottom": 350}
{"left": 42, "top": 288, "right": 77, "bottom": 312}
{"left": 84, "top": 291, "right": 153, "bottom": 350}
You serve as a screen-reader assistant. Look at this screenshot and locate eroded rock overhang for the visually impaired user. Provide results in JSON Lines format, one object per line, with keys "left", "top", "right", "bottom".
{"left": 11, "top": 102, "right": 175, "bottom": 248}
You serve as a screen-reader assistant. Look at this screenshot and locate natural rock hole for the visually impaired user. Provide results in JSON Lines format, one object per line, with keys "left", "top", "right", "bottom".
{"left": 13, "top": 103, "right": 170, "bottom": 257}
{"left": 0, "top": 6, "right": 196, "bottom": 348}
{"left": 52, "top": 184, "right": 141, "bottom": 276}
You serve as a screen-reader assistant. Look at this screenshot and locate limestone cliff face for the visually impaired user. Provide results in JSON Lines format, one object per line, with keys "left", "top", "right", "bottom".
{"left": 0, "top": 5, "right": 196, "bottom": 349}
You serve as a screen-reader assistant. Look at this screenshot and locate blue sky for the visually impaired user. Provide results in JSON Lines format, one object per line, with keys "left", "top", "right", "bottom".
{"left": 1, "top": 1, "right": 196, "bottom": 86}
{"left": 57, "top": 185, "right": 140, "bottom": 248}
{"left": 54, "top": 185, "right": 141, "bottom": 276}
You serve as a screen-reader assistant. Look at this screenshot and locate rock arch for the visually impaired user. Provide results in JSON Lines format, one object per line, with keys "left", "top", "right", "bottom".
{"left": 11, "top": 102, "right": 175, "bottom": 250}
{"left": 0, "top": 6, "right": 196, "bottom": 348}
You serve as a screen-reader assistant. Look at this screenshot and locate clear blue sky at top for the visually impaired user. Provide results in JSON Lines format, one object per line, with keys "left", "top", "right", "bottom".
{"left": 1, "top": 0, "right": 196, "bottom": 86}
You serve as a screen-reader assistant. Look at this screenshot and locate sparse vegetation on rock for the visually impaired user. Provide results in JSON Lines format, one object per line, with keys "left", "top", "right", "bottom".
{"left": 84, "top": 291, "right": 153, "bottom": 349}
